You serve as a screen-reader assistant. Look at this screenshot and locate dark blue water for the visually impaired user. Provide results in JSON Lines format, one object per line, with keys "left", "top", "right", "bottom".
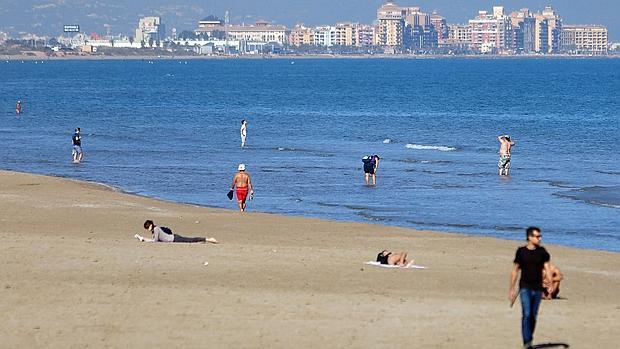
{"left": 1, "top": 58, "right": 618, "bottom": 251}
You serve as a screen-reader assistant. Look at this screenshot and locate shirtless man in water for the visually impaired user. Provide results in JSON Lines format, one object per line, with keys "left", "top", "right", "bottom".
{"left": 231, "top": 163, "right": 254, "bottom": 212}
{"left": 498, "top": 134, "right": 515, "bottom": 176}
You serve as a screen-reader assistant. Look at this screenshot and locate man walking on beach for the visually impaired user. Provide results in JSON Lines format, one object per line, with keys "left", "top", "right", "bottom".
{"left": 240, "top": 119, "right": 248, "bottom": 148}
{"left": 72, "top": 127, "right": 83, "bottom": 163}
{"left": 498, "top": 134, "right": 515, "bottom": 176}
{"left": 231, "top": 163, "right": 253, "bottom": 212}
{"left": 509, "top": 226, "right": 555, "bottom": 349}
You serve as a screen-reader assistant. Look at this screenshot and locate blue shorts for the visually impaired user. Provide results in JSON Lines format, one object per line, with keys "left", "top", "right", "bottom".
{"left": 72, "top": 145, "right": 83, "bottom": 154}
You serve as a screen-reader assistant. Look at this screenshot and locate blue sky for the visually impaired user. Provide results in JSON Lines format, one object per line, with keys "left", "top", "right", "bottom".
{"left": 0, "top": 1, "right": 617, "bottom": 40}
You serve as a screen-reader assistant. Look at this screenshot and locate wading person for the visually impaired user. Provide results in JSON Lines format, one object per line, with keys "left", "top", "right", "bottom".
{"left": 230, "top": 163, "right": 254, "bottom": 212}
{"left": 72, "top": 127, "right": 83, "bottom": 163}
{"left": 15, "top": 100, "right": 22, "bottom": 115}
{"left": 240, "top": 119, "right": 248, "bottom": 148}
{"left": 509, "top": 226, "right": 554, "bottom": 349}
{"left": 498, "top": 134, "right": 515, "bottom": 176}
{"left": 362, "top": 154, "right": 380, "bottom": 186}
{"left": 136, "top": 220, "right": 218, "bottom": 243}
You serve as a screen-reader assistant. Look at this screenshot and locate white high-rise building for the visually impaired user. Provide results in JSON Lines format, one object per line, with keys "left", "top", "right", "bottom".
{"left": 135, "top": 17, "right": 166, "bottom": 47}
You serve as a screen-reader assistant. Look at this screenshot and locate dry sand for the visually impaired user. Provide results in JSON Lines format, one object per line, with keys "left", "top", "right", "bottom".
{"left": 0, "top": 170, "right": 618, "bottom": 348}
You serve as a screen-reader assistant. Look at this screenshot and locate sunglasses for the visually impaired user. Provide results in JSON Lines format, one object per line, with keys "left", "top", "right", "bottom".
{"left": 531, "top": 234, "right": 542, "bottom": 239}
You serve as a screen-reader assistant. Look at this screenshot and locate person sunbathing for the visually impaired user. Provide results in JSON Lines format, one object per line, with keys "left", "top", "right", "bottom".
{"left": 136, "top": 220, "right": 218, "bottom": 244}
{"left": 376, "top": 250, "right": 415, "bottom": 267}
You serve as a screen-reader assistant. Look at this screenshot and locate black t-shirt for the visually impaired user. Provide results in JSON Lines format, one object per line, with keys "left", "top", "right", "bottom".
{"left": 72, "top": 133, "right": 81, "bottom": 146}
{"left": 514, "top": 246, "right": 550, "bottom": 290}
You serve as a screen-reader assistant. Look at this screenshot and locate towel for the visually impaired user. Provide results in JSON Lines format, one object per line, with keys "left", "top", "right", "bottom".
{"left": 364, "top": 261, "right": 426, "bottom": 269}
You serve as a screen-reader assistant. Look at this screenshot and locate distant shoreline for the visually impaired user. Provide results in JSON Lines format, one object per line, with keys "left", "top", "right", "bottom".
{"left": 3, "top": 53, "right": 620, "bottom": 61}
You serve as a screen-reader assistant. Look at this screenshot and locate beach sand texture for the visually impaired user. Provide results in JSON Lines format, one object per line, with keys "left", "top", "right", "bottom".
{"left": 1, "top": 170, "right": 618, "bottom": 348}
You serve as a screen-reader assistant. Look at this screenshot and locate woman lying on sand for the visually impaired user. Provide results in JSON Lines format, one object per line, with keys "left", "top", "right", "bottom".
{"left": 376, "top": 250, "right": 415, "bottom": 267}
{"left": 135, "top": 220, "right": 218, "bottom": 244}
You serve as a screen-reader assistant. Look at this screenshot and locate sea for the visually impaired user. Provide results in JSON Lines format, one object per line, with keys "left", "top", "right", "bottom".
{"left": 1, "top": 58, "right": 618, "bottom": 252}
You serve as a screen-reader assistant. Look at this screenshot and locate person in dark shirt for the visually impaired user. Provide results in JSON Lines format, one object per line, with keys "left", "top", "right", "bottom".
{"left": 71, "top": 127, "right": 83, "bottom": 163}
{"left": 509, "top": 226, "right": 555, "bottom": 349}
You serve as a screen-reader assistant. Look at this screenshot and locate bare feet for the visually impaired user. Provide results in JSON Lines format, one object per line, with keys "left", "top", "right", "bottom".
{"left": 205, "top": 237, "right": 219, "bottom": 244}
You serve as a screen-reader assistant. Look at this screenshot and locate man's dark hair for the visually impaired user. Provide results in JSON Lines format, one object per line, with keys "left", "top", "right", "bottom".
{"left": 143, "top": 220, "right": 154, "bottom": 229}
{"left": 526, "top": 226, "right": 541, "bottom": 239}
{"left": 241, "top": 119, "right": 245, "bottom": 124}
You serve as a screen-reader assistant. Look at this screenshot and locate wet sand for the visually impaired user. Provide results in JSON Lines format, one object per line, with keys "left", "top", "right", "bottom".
{"left": 0, "top": 170, "right": 618, "bottom": 348}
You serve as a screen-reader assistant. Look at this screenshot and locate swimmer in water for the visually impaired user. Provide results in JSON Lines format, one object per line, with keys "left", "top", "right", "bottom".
{"left": 240, "top": 119, "right": 248, "bottom": 148}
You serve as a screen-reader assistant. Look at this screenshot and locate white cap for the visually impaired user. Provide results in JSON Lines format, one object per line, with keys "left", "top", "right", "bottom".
{"left": 238, "top": 163, "right": 246, "bottom": 171}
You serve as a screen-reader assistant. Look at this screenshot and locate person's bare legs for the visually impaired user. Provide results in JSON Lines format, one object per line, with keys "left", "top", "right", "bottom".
{"left": 388, "top": 252, "right": 407, "bottom": 266}
{"left": 387, "top": 252, "right": 415, "bottom": 267}
{"left": 237, "top": 200, "right": 244, "bottom": 212}
{"left": 365, "top": 173, "right": 369, "bottom": 185}
{"left": 78, "top": 152, "right": 83, "bottom": 163}
{"left": 372, "top": 173, "right": 376, "bottom": 186}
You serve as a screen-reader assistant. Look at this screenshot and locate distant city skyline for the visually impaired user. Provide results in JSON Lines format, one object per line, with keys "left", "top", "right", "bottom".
{"left": 0, "top": 0, "right": 617, "bottom": 40}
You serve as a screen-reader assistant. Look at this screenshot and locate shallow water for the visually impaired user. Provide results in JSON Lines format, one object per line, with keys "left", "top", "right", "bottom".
{"left": 0, "top": 58, "right": 618, "bottom": 251}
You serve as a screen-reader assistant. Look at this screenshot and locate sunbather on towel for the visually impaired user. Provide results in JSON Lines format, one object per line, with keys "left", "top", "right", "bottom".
{"left": 376, "top": 250, "right": 415, "bottom": 267}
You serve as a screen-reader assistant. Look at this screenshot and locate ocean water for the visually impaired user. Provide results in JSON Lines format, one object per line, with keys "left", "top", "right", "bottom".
{"left": 0, "top": 58, "right": 618, "bottom": 252}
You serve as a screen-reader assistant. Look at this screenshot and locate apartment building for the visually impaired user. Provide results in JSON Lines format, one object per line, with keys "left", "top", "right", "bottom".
{"left": 469, "top": 7, "right": 510, "bottom": 53}
{"left": 561, "top": 25, "right": 608, "bottom": 55}
{"left": 376, "top": 1, "right": 406, "bottom": 48}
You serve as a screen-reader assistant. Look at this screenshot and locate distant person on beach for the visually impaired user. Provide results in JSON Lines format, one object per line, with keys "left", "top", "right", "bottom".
{"left": 509, "top": 226, "right": 555, "bottom": 349}
{"left": 231, "top": 163, "right": 254, "bottom": 212}
{"left": 240, "top": 119, "right": 248, "bottom": 148}
{"left": 498, "top": 134, "right": 515, "bottom": 176}
{"left": 136, "top": 220, "right": 218, "bottom": 243}
{"left": 376, "top": 250, "right": 415, "bottom": 267}
{"left": 542, "top": 264, "right": 563, "bottom": 300}
{"left": 72, "top": 127, "right": 83, "bottom": 163}
{"left": 15, "top": 100, "right": 22, "bottom": 115}
{"left": 362, "top": 154, "right": 380, "bottom": 185}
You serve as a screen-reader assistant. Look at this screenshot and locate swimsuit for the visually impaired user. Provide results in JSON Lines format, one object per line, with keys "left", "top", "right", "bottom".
{"left": 364, "top": 162, "right": 376, "bottom": 174}
{"left": 498, "top": 155, "right": 511, "bottom": 169}
{"left": 236, "top": 186, "right": 249, "bottom": 202}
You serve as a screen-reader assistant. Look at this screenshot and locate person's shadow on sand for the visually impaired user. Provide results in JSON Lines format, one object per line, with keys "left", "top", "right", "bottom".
{"left": 531, "top": 343, "right": 569, "bottom": 348}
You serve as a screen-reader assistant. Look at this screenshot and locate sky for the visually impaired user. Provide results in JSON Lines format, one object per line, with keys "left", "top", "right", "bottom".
{"left": 0, "top": 0, "right": 617, "bottom": 40}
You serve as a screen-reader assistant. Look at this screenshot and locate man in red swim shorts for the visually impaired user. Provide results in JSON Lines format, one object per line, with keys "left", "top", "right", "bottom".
{"left": 230, "top": 163, "right": 254, "bottom": 212}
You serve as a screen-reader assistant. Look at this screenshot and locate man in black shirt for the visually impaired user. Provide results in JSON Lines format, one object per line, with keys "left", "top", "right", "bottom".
{"left": 509, "top": 226, "right": 555, "bottom": 349}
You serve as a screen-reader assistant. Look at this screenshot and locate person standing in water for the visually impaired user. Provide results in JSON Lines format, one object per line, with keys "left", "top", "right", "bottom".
{"left": 498, "top": 134, "right": 515, "bottom": 176}
{"left": 240, "top": 119, "right": 248, "bottom": 148}
{"left": 362, "top": 154, "right": 380, "bottom": 186}
{"left": 231, "top": 163, "right": 254, "bottom": 212}
{"left": 72, "top": 127, "right": 83, "bottom": 163}
{"left": 15, "top": 100, "right": 22, "bottom": 115}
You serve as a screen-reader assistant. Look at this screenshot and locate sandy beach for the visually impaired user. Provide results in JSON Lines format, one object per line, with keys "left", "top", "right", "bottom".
{"left": 0, "top": 170, "right": 618, "bottom": 348}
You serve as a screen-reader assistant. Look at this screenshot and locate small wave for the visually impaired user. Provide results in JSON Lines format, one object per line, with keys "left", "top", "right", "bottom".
{"left": 383, "top": 138, "right": 391, "bottom": 144}
{"left": 405, "top": 143, "right": 456, "bottom": 152}
{"left": 596, "top": 170, "right": 620, "bottom": 176}
{"left": 399, "top": 158, "right": 453, "bottom": 164}
{"left": 554, "top": 186, "right": 620, "bottom": 209}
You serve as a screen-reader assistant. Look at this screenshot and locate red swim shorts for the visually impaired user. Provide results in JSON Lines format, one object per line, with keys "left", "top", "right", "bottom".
{"left": 236, "top": 187, "right": 248, "bottom": 202}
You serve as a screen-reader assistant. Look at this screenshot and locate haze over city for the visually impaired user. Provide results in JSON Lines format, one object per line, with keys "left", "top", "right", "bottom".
{"left": 0, "top": 0, "right": 617, "bottom": 40}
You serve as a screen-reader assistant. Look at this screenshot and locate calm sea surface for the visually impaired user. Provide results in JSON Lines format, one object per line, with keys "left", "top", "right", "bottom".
{"left": 1, "top": 58, "right": 618, "bottom": 251}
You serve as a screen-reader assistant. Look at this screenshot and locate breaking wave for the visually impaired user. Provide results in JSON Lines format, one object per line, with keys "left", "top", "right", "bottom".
{"left": 405, "top": 143, "right": 456, "bottom": 152}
